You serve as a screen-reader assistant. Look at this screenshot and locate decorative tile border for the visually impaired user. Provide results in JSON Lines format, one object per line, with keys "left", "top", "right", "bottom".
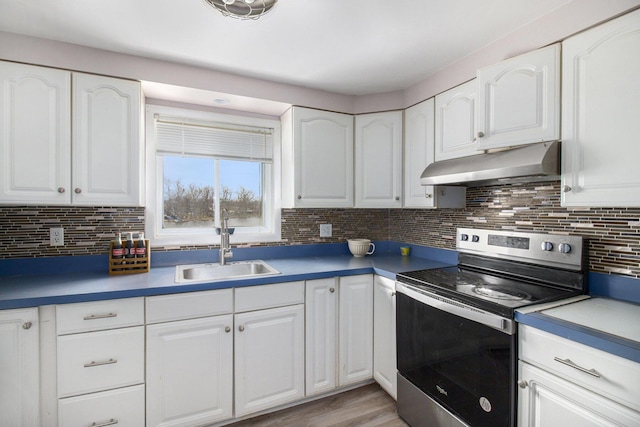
{"left": 1, "top": 181, "right": 639, "bottom": 278}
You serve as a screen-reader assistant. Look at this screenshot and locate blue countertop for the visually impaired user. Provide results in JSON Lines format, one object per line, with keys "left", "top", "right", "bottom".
{"left": 0, "top": 243, "right": 454, "bottom": 309}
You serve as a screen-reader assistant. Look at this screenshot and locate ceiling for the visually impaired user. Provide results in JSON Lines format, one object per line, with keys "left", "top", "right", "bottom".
{"left": 0, "top": 0, "right": 574, "bottom": 98}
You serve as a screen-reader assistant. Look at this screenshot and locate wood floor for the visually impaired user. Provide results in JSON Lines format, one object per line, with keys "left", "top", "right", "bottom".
{"left": 227, "top": 383, "right": 408, "bottom": 427}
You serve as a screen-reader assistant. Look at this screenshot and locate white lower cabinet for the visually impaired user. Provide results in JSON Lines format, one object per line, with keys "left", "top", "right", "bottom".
{"left": 518, "top": 362, "right": 640, "bottom": 427}
{"left": 146, "top": 315, "right": 233, "bottom": 427}
{"left": 305, "top": 275, "right": 374, "bottom": 397}
{"left": 518, "top": 325, "right": 640, "bottom": 426}
{"left": 373, "top": 276, "right": 397, "bottom": 399}
{"left": 234, "top": 304, "right": 305, "bottom": 417}
{"left": 58, "top": 384, "right": 145, "bottom": 427}
{"left": 234, "top": 281, "right": 305, "bottom": 418}
{"left": 339, "top": 275, "right": 374, "bottom": 386}
{"left": 145, "top": 289, "right": 234, "bottom": 427}
{"left": 0, "top": 307, "right": 40, "bottom": 427}
{"left": 56, "top": 299, "right": 145, "bottom": 427}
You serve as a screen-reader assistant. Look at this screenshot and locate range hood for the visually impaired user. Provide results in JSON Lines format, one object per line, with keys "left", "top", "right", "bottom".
{"left": 420, "top": 141, "right": 560, "bottom": 187}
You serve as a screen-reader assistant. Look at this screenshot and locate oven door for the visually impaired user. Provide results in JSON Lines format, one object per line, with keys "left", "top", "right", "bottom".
{"left": 396, "top": 283, "right": 516, "bottom": 427}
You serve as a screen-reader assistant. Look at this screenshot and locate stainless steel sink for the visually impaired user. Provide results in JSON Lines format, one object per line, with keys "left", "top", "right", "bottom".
{"left": 175, "top": 260, "right": 280, "bottom": 284}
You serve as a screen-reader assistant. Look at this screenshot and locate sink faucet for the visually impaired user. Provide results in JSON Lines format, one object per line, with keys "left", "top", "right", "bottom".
{"left": 217, "top": 209, "right": 233, "bottom": 265}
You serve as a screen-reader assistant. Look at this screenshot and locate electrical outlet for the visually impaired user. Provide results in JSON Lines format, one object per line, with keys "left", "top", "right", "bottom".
{"left": 319, "top": 224, "right": 332, "bottom": 238}
{"left": 50, "top": 227, "right": 64, "bottom": 246}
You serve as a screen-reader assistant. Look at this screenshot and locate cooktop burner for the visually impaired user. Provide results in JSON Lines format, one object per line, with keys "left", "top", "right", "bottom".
{"left": 472, "top": 286, "right": 531, "bottom": 301}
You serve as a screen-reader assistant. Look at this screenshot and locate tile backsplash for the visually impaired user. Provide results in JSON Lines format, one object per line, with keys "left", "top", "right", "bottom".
{"left": 1, "top": 181, "right": 639, "bottom": 278}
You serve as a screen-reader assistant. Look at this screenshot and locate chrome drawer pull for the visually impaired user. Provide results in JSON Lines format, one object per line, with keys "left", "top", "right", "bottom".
{"left": 84, "top": 358, "right": 117, "bottom": 368}
{"left": 89, "top": 418, "right": 118, "bottom": 427}
{"left": 83, "top": 312, "right": 117, "bottom": 320}
{"left": 553, "top": 357, "right": 601, "bottom": 378}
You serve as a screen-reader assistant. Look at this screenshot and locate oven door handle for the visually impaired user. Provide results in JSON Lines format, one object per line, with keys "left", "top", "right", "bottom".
{"left": 396, "top": 283, "right": 515, "bottom": 335}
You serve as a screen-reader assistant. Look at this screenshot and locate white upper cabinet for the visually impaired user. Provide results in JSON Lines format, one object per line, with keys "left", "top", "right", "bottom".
{"left": 281, "top": 107, "right": 354, "bottom": 208}
{"left": 72, "top": 73, "right": 143, "bottom": 206}
{"left": 0, "top": 62, "right": 71, "bottom": 204}
{"left": 0, "top": 61, "right": 144, "bottom": 206}
{"left": 561, "top": 9, "right": 640, "bottom": 207}
{"left": 435, "top": 80, "right": 479, "bottom": 161}
{"left": 355, "top": 111, "right": 403, "bottom": 208}
{"left": 476, "top": 44, "right": 560, "bottom": 150}
{"left": 404, "top": 99, "right": 466, "bottom": 208}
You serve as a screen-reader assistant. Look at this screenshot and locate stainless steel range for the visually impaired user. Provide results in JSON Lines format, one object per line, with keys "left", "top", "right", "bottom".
{"left": 395, "top": 228, "right": 587, "bottom": 427}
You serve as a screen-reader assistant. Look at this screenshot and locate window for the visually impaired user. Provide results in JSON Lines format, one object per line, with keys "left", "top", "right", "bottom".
{"left": 145, "top": 105, "right": 281, "bottom": 246}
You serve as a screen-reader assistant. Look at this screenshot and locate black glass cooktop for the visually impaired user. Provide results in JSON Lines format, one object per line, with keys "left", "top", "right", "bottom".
{"left": 397, "top": 266, "right": 583, "bottom": 317}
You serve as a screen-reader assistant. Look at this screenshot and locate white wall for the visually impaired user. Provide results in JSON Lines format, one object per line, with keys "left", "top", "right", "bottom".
{"left": 1, "top": 0, "right": 638, "bottom": 114}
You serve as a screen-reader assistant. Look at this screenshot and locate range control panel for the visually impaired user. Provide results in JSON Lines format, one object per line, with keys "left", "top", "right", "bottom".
{"left": 457, "top": 228, "right": 584, "bottom": 271}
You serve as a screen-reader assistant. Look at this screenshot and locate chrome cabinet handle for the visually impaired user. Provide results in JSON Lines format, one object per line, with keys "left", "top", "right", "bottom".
{"left": 74, "top": 188, "right": 82, "bottom": 194}
{"left": 517, "top": 380, "right": 528, "bottom": 389}
{"left": 395, "top": 196, "right": 400, "bottom": 201}
{"left": 22, "top": 322, "right": 33, "bottom": 330}
{"left": 562, "top": 185, "right": 572, "bottom": 193}
{"left": 58, "top": 187, "right": 66, "bottom": 193}
{"left": 83, "top": 312, "right": 117, "bottom": 320}
{"left": 553, "top": 357, "right": 601, "bottom": 378}
{"left": 329, "top": 288, "right": 335, "bottom": 293}
{"left": 84, "top": 358, "right": 117, "bottom": 368}
{"left": 89, "top": 418, "right": 119, "bottom": 427}
{"left": 225, "top": 326, "right": 231, "bottom": 333}
{"left": 297, "top": 195, "right": 302, "bottom": 199}
{"left": 477, "top": 131, "right": 485, "bottom": 138}
{"left": 238, "top": 325, "right": 245, "bottom": 332}
{"left": 425, "top": 193, "right": 432, "bottom": 199}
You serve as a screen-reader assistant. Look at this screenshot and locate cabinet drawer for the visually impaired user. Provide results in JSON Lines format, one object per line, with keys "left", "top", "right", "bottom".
{"left": 58, "top": 384, "right": 144, "bottom": 427}
{"left": 235, "top": 281, "right": 304, "bottom": 313}
{"left": 519, "top": 325, "right": 640, "bottom": 411}
{"left": 57, "top": 326, "right": 144, "bottom": 398}
{"left": 56, "top": 297, "right": 144, "bottom": 334}
{"left": 146, "top": 289, "right": 233, "bottom": 324}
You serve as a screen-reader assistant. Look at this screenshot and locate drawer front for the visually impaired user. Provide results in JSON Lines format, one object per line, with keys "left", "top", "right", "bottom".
{"left": 58, "top": 326, "right": 144, "bottom": 398}
{"left": 56, "top": 297, "right": 144, "bottom": 334}
{"left": 519, "top": 325, "right": 640, "bottom": 411}
{"left": 58, "top": 384, "right": 145, "bottom": 427}
{"left": 235, "top": 281, "right": 304, "bottom": 313}
{"left": 146, "top": 288, "right": 233, "bottom": 324}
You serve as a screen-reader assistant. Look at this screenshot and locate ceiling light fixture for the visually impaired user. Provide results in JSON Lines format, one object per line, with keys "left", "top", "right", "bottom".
{"left": 204, "top": 0, "right": 278, "bottom": 20}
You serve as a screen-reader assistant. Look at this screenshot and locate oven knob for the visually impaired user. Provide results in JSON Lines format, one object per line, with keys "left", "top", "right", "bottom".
{"left": 541, "top": 241, "right": 554, "bottom": 252}
{"left": 472, "top": 235, "right": 480, "bottom": 243}
{"left": 460, "top": 234, "right": 469, "bottom": 241}
{"left": 558, "top": 243, "right": 572, "bottom": 254}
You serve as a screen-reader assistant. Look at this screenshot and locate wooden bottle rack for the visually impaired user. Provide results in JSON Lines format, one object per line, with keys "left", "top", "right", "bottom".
{"left": 109, "top": 240, "right": 150, "bottom": 275}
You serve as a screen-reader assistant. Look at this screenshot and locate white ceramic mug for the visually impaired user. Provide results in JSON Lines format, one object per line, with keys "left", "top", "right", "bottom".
{"left": 347, "top": 239, "right": 375, "bottom": 257}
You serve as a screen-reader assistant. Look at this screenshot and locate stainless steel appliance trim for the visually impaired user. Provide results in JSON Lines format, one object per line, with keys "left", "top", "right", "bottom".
{"left": 397, "top": 373, "right": 470, "bottom": 427}
{"left": 396, "top": 282, "right": 515, "bottom": 334}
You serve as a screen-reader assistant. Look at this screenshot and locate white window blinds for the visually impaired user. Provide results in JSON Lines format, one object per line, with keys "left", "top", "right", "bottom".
{"left": 154, "top": 114, "right": 274, "bottom": 162}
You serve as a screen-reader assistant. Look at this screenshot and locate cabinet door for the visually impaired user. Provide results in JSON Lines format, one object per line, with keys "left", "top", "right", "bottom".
{"left": 476, "top": 44, "right": 560, "bottom": 150}
{"left": 404, "top": 99, "right": 466, "bottom": 209}
{"left": 355, "top": 111, "right": 403, "bottom": 208}
{"left": 518, "top": 362, "right": 640, "bottom": 427}
{"left": 373, "top": 276, "right": 397, "bottom": 400}
{"left": 146, "top": 315, "right": 233, "bottom": 427}
{"left": 59, "top": 384, "right": 145, "bottom": 427}
{"left": 72, "top": 73, "right": 143, "bottom": 206}
{"left": 0, "top": 61, "right": 71, "bottom": 204}
{"left": 305, "top": 278, "right": 337, "bottom": 396}
{"left": 435, "top": 80, "right": 479, "bottom": 160}
{"left": 235, "top": 304, "right": 304, "bottom": 417}
{"left": 339, "top": 274, "right": 373, "bottom": 386}
{"left": 286, "top": 107, "right": 354, "bottom": 208}
{"left": 0, "top": 308, "right": 39, "bottom": 427}
{"left": 561, "top": 9, "right": 640, "bottom": 207}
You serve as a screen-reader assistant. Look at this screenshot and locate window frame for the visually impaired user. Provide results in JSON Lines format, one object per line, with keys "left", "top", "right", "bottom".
{"left": 145, "top": 104, "right": 282, "bottom": 246}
